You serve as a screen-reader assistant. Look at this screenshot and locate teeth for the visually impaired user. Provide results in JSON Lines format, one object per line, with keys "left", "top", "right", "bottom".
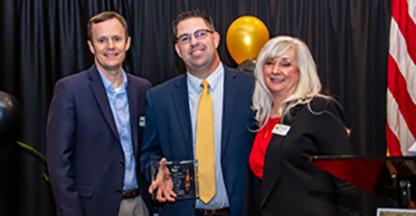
{"left": 270, "top": 76, "right": 284, "bottom": 82}
{"left": 191, "top": 49, "right": 203, "bottom": 56}
{"left": 105, "top": 53, "right": 118, "bottom": 57}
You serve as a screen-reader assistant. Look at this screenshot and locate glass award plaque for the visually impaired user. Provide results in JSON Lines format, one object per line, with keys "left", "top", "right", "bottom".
{"left": 377, "top": 208, "right": 416, "bottom": 216}
{"left": 151, "top": 159, "right": 198, "bottom": 200}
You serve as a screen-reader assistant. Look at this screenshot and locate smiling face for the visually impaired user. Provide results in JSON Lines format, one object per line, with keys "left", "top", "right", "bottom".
{"left": 174, "top": 17, "right": 221, "bottom": 78}
{"left": 262, "top": 48, "right": 300, "bottom": 99}
{"left": 87, "top": 18, "right": 131, "bottom": 75}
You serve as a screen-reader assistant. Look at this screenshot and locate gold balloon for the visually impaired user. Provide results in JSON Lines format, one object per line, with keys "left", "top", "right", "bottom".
{"left": 226, "top": 16, "right": 270, "bottom": 64}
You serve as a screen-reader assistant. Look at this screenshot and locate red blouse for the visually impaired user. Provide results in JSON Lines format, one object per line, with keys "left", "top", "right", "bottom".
{"left": 249, "top": 117, "right": 280, "bottom": 179}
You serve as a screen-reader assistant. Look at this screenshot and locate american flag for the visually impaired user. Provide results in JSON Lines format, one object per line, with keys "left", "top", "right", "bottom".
{"left": 386, "top": 0, "right": 416, "bottom": 156}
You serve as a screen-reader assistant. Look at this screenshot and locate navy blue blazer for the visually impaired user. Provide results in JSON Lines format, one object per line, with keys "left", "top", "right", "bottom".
{"left": 140, "top": 66, "right": 255, "bottom": 216}
{"left": 47, "top": 65, "right": 152, "bottom": 216}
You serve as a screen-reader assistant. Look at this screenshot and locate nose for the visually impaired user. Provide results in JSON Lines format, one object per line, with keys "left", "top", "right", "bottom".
{"left": 271, "top": 63, "right": 281, "bottom": 74}
{"left": 107, "top": 39, "right": 115, "bottom": 49}
{"left": 189, "top": 37, "right": 197, "bottom": 46}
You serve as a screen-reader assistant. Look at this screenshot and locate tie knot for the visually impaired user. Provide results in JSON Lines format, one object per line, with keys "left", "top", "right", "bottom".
{"left": 201, "top": 80, "right": 210, "bottom": 92}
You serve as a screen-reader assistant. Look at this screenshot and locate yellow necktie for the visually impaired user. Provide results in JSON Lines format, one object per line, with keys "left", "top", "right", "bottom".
{"left": 196, "top": 80, "right": 216, "bottom": 203}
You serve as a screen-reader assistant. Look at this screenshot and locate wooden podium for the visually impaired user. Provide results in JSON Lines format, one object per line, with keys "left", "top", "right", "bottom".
{"left": 310, "top": 155, "right": 416, "bottom": 208}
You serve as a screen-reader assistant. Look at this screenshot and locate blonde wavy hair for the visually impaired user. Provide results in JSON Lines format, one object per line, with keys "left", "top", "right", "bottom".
{"left": 252, "top": 36, "right": 328, "bottom": 127}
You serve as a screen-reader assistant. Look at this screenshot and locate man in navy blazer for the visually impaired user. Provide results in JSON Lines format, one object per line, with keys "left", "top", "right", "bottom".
{"left": 47, "top": 11, "right": 151, "bottom": 216}
{"left": 141, "top": 10, "right": 255, "bottom": 216}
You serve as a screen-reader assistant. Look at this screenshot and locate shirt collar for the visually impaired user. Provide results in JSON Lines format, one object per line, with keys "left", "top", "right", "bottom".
{"left": 187, "top": 63, "right": 224, "bottom": 93}
{"left": 97, "top": 68, "right": 128, "bottom": 93}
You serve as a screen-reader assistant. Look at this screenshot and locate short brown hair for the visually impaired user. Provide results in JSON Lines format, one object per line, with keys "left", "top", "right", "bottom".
{"left": 87, "top": 11, "right": 128, "bottom": 40}
{"left": 172, "top": 10, "right": 215, "bottom": 37}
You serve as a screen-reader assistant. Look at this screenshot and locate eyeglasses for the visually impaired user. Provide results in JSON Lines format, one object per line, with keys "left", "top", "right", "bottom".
{"left": 176, "top": 29, "right": 214, "bottom": 45}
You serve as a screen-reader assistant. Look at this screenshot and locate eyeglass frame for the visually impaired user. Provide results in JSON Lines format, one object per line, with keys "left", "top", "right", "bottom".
{"left": 175, "top": 29, "right": 215, "bottom": 45}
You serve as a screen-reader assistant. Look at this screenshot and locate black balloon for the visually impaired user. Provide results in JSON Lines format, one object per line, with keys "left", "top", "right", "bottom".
{"left": 0, "top": 91, "right": 20, "bottom": 138}
{"left": 0, "top": 91, "right": 20, "bottom": 216}
{"left": 237, "top": 59, "right": 256, "bottom": 73}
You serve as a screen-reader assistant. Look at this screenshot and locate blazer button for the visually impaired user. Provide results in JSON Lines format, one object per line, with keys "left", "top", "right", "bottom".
{"left": 119, "top": 161, "right": 125, "bottom": 167}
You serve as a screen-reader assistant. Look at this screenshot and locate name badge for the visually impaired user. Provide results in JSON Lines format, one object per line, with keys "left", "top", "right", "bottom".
{"left": 272, "top": 124, "right": 291, "bottom": 136}
{"left": 139, "top": 116, "right": 146, "bottom": 127}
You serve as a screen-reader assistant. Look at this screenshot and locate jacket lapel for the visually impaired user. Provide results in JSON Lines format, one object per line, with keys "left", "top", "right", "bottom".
{"left": 221, "top": 68, "right": 238, "bottom": 155}
{"left": 127, "top": 75, "right": 139, "bottom": 153}
{"left": 172, "top": 75, "right": 193, "bottom": 157}
{"left": 88, "top": 66, "right": 120, "bottom": 142}
{"left": 259, "top": 135, "right": 284, "bottom": 208}
{"left": 259, "top": 112, "right": 299, "bottom": 208}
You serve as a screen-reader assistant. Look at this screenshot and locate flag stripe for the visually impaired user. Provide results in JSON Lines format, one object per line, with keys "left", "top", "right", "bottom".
{"left": 387, "top": 55, "right": 416, "bottom": 137}
{"left": 386, "top": 123, "right": 403, "bottom": 156}
{"left": 409, "top": 0, "right": 416, "bottom": 22}
{"left": 392, "top": 0, "right": 416, "bottom": 63}
{"left": 387, "top": 0, "right": 416, "bottom": 156}
{"left": 387, "top": 91, "right": 415, "bottom": 154}
{"left": 389, "top": 19, "right": 416, "bottom": 102}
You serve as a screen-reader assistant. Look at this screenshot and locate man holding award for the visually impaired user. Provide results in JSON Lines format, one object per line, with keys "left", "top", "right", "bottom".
{"left": 140, "top": 10, "right": 255, "bottom": 216}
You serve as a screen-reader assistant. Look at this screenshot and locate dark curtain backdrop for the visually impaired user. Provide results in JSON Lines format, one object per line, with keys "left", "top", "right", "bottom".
{"left": 0, "top": 0, "right": 390, "bottom": 215}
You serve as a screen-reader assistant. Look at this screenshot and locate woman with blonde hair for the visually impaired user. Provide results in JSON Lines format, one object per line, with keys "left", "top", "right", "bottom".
{"left": 248, "top": 36, "right": 355, "bottom": 216}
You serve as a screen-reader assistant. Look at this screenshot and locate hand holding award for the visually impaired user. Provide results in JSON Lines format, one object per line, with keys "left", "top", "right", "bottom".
{"left": 149, "top": 158, "right": 198, "bottom": 202}
{"left": 148, "top": 158, "right": 177, "bottom": 202}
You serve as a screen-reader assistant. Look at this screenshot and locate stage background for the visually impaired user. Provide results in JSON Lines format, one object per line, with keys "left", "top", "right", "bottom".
{"left": 0, "top": 0, "right": 390, "bottom": 215}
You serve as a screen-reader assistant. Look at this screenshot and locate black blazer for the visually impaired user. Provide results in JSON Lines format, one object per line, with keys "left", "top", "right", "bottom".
{"left": 249, "top": 97, "right": 356, "bottom": 216}
{"left": 47, "top": 65, "right": 152, "bottom": 216}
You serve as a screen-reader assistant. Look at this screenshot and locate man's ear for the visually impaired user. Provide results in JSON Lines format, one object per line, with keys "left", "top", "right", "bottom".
{"left": 87, "top": 40, "right": 95, "bottom": 54}
{"left": 213, "top": 31, "right": 220, "bottom": 48}
{"left": 126, "top": 36, "right": 131, "bottom": 51}
{"left": 174, "top": 43, "right": 182, "bottom": 58}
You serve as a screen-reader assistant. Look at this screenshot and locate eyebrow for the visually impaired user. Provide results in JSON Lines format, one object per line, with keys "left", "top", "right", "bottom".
{"left": 267, "top": 56, "right": 292, "bottom": 61}
{"left": 177, "top": 32, "right": 188, "bottom": 36}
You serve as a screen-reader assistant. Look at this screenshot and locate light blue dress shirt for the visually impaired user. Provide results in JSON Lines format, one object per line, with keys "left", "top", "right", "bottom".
{"left": 187, "top": 63, "right": 229, "bottom": 209}
{"left": 98, "top": 69, "right": 138, "bottom": 190}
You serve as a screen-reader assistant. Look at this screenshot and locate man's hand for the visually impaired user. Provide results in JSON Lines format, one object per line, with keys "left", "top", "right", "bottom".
{"left": 148, "top": 158, "right": 177, "bottom": 202}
